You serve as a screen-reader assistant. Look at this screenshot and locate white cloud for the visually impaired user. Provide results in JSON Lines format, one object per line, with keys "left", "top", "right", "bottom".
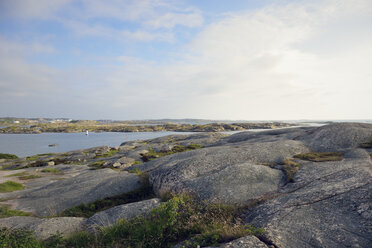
{"left": 1, "top": 0, "right": 203, "bottom": 42}
{"left": 1, "top": 0, "right": 371, "bottom": 120}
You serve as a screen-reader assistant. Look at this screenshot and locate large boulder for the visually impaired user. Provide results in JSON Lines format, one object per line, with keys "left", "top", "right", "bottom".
{"left": 146, "top": 140, "right": 308, "bottom": 203}
{"left": 0, "top": 216, "right": 86, "bottom": 239}
{"left": 295, "top": 123, "right": 372, "bottom": 152}
{"left": 86, "top": 198, "right": 161, "bottom": 230}
{"left": 8, "top": 169, "right": 141, "bottom": 216}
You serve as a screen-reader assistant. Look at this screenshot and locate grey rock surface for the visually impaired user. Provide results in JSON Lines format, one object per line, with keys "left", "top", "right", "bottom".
{"left": 146, "top": 140, "right": 308, "bottom": 202}
{"left": 0, "top": 216, "right": 86, "bottom": 239}
{"left": 217, "top": 235, "right": 269, "bottom": 248}
{"left": 245, "top": 153, "right": 372, "bottom": 248}
{"left": 8, "top": 169, "right": 141, "bottom": 216}
{"left": 86, "top": 198, "right": 161, "bottom": 229}
{"left": 295, "top": 123, "right": 372, "bottom": 152}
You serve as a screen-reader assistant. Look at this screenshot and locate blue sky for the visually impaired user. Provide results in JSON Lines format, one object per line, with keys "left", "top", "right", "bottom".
{"left": 0, "top": 0, "right": 371, "bottom": 120}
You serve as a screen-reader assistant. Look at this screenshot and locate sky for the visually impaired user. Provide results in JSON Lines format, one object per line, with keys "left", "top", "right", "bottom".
{"left": 0, "top": 0, "right": 371, "bottom": 120}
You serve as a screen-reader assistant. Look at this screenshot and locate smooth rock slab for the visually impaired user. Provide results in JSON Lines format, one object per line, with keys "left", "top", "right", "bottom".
{"left": 9, "top": 168, "right": 141, "bottom": 216}
{"left": 218, "top": 235, "right": 269, "bottom": 248}
{"left": 0, "top": 216, "right": 86, "bottom": 239}
{"left": 86, "top": 198, "right": 161, "bottom": 230}
{"left": 147, "top": 140, "right": 307, "bottom": 203}
{"left": 245, "top": 155, "right": 372, "bottom": 248}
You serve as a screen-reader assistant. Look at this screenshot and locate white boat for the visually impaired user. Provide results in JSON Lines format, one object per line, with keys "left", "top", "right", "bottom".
{"left": 85, "top": 130, "right": 89, "bottom": 135}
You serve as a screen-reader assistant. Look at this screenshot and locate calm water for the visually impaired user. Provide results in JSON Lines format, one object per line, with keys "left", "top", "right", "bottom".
{"left": 0, "top": 132, "right": 195, "bottom": 158}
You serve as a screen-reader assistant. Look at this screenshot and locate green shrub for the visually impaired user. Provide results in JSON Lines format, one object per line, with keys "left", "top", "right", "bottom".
{"left": 294, "top": 152, "right": 343, "bottom": 162}
{"left": 0, "top": 181, "right": 24, "bottom": 193}
{"left": 0, "top": 153, "right": 18, "bottom": 159}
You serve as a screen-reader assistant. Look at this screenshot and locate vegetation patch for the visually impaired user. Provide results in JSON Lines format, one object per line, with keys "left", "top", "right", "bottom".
{"left": 0, "top": 204, "right": 33, "bottom": 218}
{"left": 294, "top": 152, "right": 343, "bottom": 162}
{"left": 40, "top": 168, "right": 63, "bottom": 174}
{"left": 25, "top": 154, "right": 48, "bottom": 161}
{"left": 16, "top": 195, "right": 262, "bottom": 248}
{"left": 19, "top": 175, "right": 42, "bottom": 180}
{"left": 281, "top": 158, "right": 301, "bottom": 183}
{"left": 134, "top": 160, "right": 142, "bottom": 165}
{"left": 0, "top": 181, "right": 25, "bottom": 193}
{"left": 5, "top": 172, "right": 28, "bottom": 177}
{"left": 95, "top": 149, "right": 119, "bottom": 158}
{"left": 88, "top": 160, "right": 105, "bottom": 170}
{"left": 360, "top": 140, "right": 372, "bottom": 148}
{"left": 61, "top": 173, "right": 154, "bottom": 218}
{"left": 141, "top": 144, "right": 204, "bottom": 162}
{"left": 0, "top": 228, "right": 42, "bottom": 248}
{"left": 0, "top": 153, "right": 18, "bottom": 160}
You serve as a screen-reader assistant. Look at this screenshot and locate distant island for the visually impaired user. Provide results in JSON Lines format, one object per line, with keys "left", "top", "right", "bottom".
{"left": 0, "top": 117, "right": 296, "bottom": 134}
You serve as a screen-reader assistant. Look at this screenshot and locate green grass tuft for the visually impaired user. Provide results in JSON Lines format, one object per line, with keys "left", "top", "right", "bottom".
{"left": 281, "top": 158, "right": 301, "bottom": 183}
{"left": 141, "top": 144, "right": 204, "bottom": 162}
{"left": 40, "top": 168, "right": 62, "bottom": 174}
{"left": 95, "top": 149, "right": 119, "bottom": 158}
{"left": 294, "top": 152, "right": 343, "bottom": 162}
{"left": 19, "top": 175, "right": 42, "bottom": 180}
{"left": 5, "top": 172, "right": 28, "bottom": 177}
{"left": 0, "top": 153, "right": 18, "bottom": 160}
{"left": 0, "top": 181, "right": 24, "bottom": 193}
{"left": 0, "top": 204, "right": 33, "bottom": 218}
{"left": 88, "top": 160, "right": 105, "bottom": 170}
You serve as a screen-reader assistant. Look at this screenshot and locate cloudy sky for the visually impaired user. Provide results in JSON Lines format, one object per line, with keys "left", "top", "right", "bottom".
{"left": 0, "top": 0, "right": 371, "bottom": 120}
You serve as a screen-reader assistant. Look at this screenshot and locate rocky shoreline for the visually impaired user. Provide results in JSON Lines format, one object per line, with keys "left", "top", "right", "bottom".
{"left": 0, "top": 123, "right": 371, "bottom": 247}
{"left": 0, "top": 122, "right": 295, "bottom": 134}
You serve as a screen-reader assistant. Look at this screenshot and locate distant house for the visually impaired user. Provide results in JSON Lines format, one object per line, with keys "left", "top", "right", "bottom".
{"left": 13, "top": 121, "right": 20, "bottom": 124}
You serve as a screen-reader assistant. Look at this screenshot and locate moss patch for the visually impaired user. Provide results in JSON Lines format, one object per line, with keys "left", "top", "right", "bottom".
{"left": 294, "top": 152, "right": 343, "bottom": 162}
{"left": 0, "top": 181, "right": 25, "bottom": 193}
{"left": 0, "top": 204, "right": 33, "bottom": 218}
{"left": 0, "top": 153, "right": 18, "bottom": 159}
